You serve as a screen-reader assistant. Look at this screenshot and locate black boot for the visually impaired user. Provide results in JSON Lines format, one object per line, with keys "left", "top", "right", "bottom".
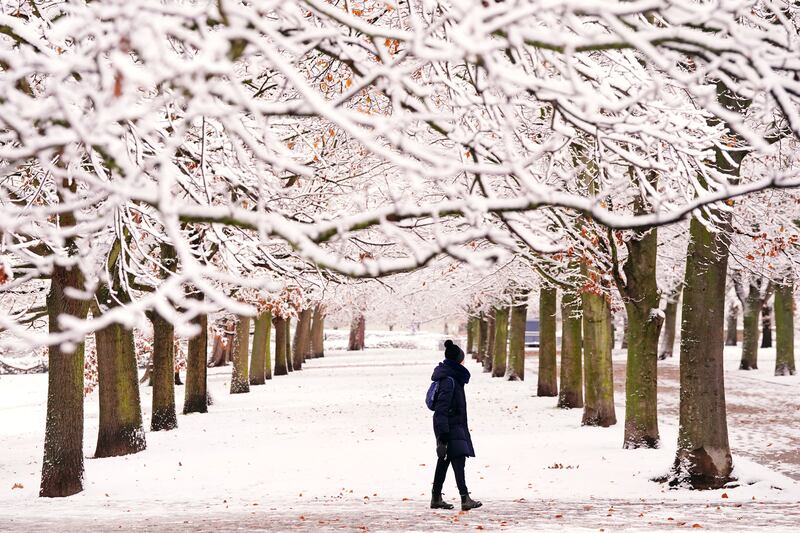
{"left": 431, "top": 491, "right": 454, "bottom": 509}
{"left": 460, "top": 493, "right": 482, "bottom": 511}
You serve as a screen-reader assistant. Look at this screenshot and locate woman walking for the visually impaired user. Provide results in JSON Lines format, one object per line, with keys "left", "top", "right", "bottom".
{"left": 430, "top": 340, "right": 482, "bottom": 511}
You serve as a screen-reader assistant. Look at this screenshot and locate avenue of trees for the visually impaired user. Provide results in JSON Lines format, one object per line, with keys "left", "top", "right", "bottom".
{"left": 0, "top": 0, "right": 799, "bottom": 497}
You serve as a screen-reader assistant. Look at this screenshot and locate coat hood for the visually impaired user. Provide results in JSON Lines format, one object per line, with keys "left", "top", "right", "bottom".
{"left": 431, "top": 358, "right": 471, "bottom": 385}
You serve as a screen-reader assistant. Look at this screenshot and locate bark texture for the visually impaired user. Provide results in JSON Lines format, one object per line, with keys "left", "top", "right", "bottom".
{"left": 285, "top": 317, "right": 293, "bottom": 372}
{"left": 761, "top": 303, "right": 772, "bottom": 348}
{"left": 40, "top": 264, "right": 90, "bottom": 497}
{"left": 724, "top": 302, "right": 739, "bottom": 346}
{"left": 311, "top": 304, "right": 325, "bottom": 358}
{"left": 230, "top": 316, "right": 251, "bottom": 394}
{"left": 292, "top": 308, "right": 312, "bottom": 370}
{"left": 272, "top": 315, "right": 288, "bottom": 376}
{"left": 94, "top": 321, "right": 146, "bottom": 458}
{"left": 508, "top": 298, "right": 529, "bottom": 381}
{"left": 671, "top": 215, "right": 734, "bottom": 488}
{"left": 483, "top": 311, "right": 495, "bottom": 373}
{"left": 774, "top": 281, "right": 796, "bottom": 376}
{"left": 466, "top": 316, "right": 475, "bottom": 355}
{"left": 183, "top": 296, "right": 208, "bottom": 414}
{"left": 668, "top": 80, "right": 744, "bottom": 489}
{"left": 615, "top": 218, "right": 662, "bottom": 448}
{"left": 537, "top": 286, "right": 557, "bottom": 395}
{"left": 150, "top": 310, "right": 177, "bottom": 430}
{"left": 491, "top": 307, "right": 509, "bottom": 377}
{"left": 659, "top": 288, "right": 681, "bottom": 359}
{"left": 581, "top": 283, "right": 616, "bottom": 427}
{"left": 348, "top": 314, "right": 366, "bottom": 351}
{"left": 558, "top": 290, "right": 583, "bottom": 409}
{"left": 249, "top": 310, "right": 271, "bottom": 385}
{"left": 732, "top": 274, "right": 772, "bottom": 370}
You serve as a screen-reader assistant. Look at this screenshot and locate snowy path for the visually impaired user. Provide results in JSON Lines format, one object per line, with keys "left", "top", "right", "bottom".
{"left": 1, "top": 346, "right": 799, "bottom": 532}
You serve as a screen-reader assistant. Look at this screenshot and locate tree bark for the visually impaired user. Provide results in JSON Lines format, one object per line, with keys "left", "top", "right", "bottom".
{"left": 558, "top": 290, "right": 583, "bottom": 409}
{"left": 250, "top": 310, "right": 271, "bottom": 385}
{"left": 659, "top": 292, "right": 680, "bottom": 359}
{"left": 149, "top": 310, "right": 177, "bottom": 430}
{"left": 285, "top": 317, "right": 293, "bottom": 372}
{"left": 475, "top": 314, "right": 487, "bottom": 363}
{"left": 508, "top": 298, "right": 529, "bottom": 381}
{"left": 740, "top": 291, "right": 763, "bottom": 370}
{"left": 620, "top": 314, "right": 629, "bottom": 349}
{"left": 670, "top": 215, "right": 733, "bottom": 488}
{"left": 230, "top": 315, "right": 250, "bottom": 393}
{"left": 492, "top": 306, "right": 509, "bottom": 377}
{"left": 183, "top": 292, "right": 208, "bottom": 414}
{"left": 483, "top": 310, "right": 496, "bottom": 373}
{"left": 668, "top": 81, "right": 745, "bottom": 489}
{"left": 293, "top": 308, "right": 312, "bottom": 370}
{"left": 311, "top": 304, "right": 325, "bottom": 358}
{"left": 724, "top": 302, "right": 739, "bottom": 346}
{"left": 613, "top": 209, "right": 662, "bottom": 448}
{"left": 581, "top": 284, "right": 616, "bottom": 427}
{"left": 774, "top": 281, "right": 795, "bottom": 376}
{"left": 537, "top": 286, "right": 557, "bottom": 394}
{"left": 272, "top": 315, "right": 288, "bottom": 376}
{"left": 466, "top": 316, "right": 475, "bottom": 355}
{"left": 348, "top": 314, "right": 365, "bottom": 351}
{"left": 94, "top": 321, "right": 146, "bottom": 457}
{"left": 40, "top": 264, "right": 90, "bottom": 497}
{"left": 760, "top": 303, "right": 772, "bottom": 348}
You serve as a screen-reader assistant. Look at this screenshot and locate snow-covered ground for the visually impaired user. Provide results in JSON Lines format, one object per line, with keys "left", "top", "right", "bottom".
{"left": 1, "top": 334, "right": 799, "bottom": 531}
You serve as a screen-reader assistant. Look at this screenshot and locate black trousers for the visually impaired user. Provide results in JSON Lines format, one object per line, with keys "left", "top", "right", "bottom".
{"left": 432, "top": 454, "right": 468, "bottom": 495}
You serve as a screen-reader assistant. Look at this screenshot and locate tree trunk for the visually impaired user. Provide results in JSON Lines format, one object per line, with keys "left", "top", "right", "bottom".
{"left": 94, "top": 321, "right": 146, "bottom": 458}
{"left": 348, "top": 314, "right": 365, "bottom": 351}
{"left": 740, "top": 293, "right": 762, "bottom": 370}
{"left": 620, "top": 314, "right": 628, "bottom": 349}
{"left": 250, "top": 310, "right": 270, "bottom": 385}
{"left": 618, "top": 223, "right": 662, "bottom": 448}
{"left": 264, "top": 312, "right": 273, "bottom": 379}
{"left": 475, "top": 314, "right": 486, "bottom": 363}
{"left": 208, "top": 332, "right": 229, "bottom": 367}
{"left": 774, "top": 281, "right": 795, "bottom": 376}
{"left": 760, "top": 303, "right": 772, "bottom": 348}
{"left": 670, "top": 215, "right": 733, "bottom": 488}
{"left": 558, "top": 290, "right": 583, "bottom": 409}
{"left": 293, "top": 308, "right": 312, "bottom": 370}
{"left": 659, "top": 294, "right": 680, "bottom": 359}
{"left": 492, "top": 306, "right": 509, "bottom": 377}
{"left": 285, "top": 317, "right": 293, "bottom": 372}
{"left": 183, "top": 294, "right": 208, "bottom": 414}
{"left": 311, "top": 304, "right": 325, "bottom": 358}
{"left": 508, "top": 298, "right": 529, "bottom": 381}
{"left": 581, "top": 285, "right": 616, "bottom": 427}
{"left": 483, "top": 310, "right": 496, "bottom": 373}
{"left": 150, "top": 311, "right": 177, "bottom": 431}
{"left": 466, "top": 316, "right": 475, "bottom": 355}
{"left": 230, "top": 316, "right": 250, "bottom": 393}
{"left": 358, "top": 315, "right": 366, "bottom": 349}
{"left": 725, "top": 302, "right": 738, "bottom": 346}
{"left": 273, "top": 315, "right": 288, "bottom": 376}
{"left": 507, "top": 298, "right": 529, "bottom": 381}
{"left": 40, "top": 264, "right": 89, "bottom": 498}
{"left": 537, "top": 286, "right": 557, "bottom": 394}
{"left": 668, "top": 81, "right": 746, "bottom": 489}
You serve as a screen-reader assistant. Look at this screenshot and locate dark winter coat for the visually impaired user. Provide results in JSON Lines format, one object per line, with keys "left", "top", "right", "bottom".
{"left": 431, "top": 359, "right": 475, "bottom": 458}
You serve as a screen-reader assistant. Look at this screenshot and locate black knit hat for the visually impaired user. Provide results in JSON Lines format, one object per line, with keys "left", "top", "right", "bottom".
{"left": 444, "top": 339, "right": 464, "bottom": 362}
